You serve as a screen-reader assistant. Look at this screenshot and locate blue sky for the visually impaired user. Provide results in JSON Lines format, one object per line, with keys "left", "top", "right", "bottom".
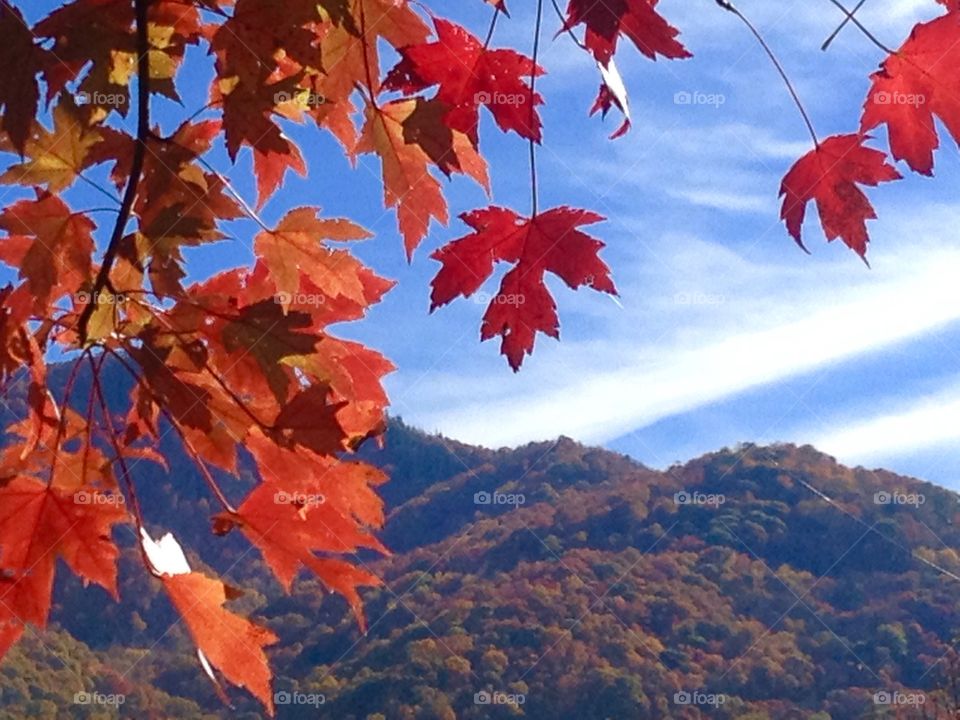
{"left": 6, "top": 0, "right": 960, "bottom": 488}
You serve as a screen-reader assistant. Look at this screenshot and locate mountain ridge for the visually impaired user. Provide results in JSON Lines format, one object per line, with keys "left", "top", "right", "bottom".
{"left": 2, "top": 364, "right": 960, "bottom": 717}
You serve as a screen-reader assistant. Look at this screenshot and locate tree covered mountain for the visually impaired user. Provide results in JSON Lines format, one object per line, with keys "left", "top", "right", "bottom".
{"left": 2, "top": 365, "right": 960, "bottom": 718}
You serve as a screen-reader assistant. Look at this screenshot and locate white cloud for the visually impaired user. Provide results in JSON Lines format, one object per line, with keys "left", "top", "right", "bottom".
{"left": 668, "top": 188, "right": 768, "bottom": 213}
{"left": 810, "top": 386, "right": 960, "bottom": 463}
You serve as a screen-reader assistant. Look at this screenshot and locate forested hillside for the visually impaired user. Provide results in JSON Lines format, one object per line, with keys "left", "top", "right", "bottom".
{"left": 2, "top": 365, "right": 960, "bottom": 718}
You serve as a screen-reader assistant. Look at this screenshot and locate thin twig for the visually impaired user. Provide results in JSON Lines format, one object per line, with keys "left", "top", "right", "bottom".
{"left": 821, "top": 0, "right": 868, "bottom": 50}
{"left": 483, "top": 6, "right": 500, "bottom": 48}
{"left": 550, "top": 0, "right": 588, "bottom": 51}
{"left": 822, "top": 0, "right": 893, "bottom": 54}
{"left": 530, "top": 0, "right": 544, "bottom": 216}
{"left": 715, "top": 0, "right": 820, "bottom": 148}
{"left": 105, "top": 347, "right": 237, "bottom": 514}
{"left": 88, "top": 352, "right": 159, "bottom": 577}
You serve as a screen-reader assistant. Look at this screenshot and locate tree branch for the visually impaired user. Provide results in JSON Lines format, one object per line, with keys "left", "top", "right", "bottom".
{"left": 77, "top": 0, "right": 151, "bottom": 345}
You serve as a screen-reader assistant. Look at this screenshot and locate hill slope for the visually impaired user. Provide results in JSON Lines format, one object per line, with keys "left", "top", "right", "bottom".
{"left": 2, "top": 369, "right": 960, "bottom": 718}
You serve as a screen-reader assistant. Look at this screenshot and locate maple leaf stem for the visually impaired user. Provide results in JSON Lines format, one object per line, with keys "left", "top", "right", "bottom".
{"left": 105, "top": 347, "right": 237, "bottom": 514}
{"left": 75, "top": 173, "right": 123, "bottom": 207}
{"left": 715, "top": 0, "right": 820, "bottom": 149}
{"left": 81, "top": 355, "right": 102, "bottom": 486}
{"left": 529, "top": 0, "right": 544, "bottom": 216}
{"left": 483, "top": 6, "right": 501, "bottom": 49}
{"left": 357, "top": 1, "right": 379, "bottom": 110}
{"left": 821, "top": 0, "right": 894, "bottom": 55}
{"left": 183, "top": 100, "right": 221, "bottom": 126}
{"left": 549, "top": 0, "right": 590, "bottom": 52}
{"left": 87, "top": 353, "right": 155, "bottom": 574}
{"left": 200, "top": 359, "right": 274, "bottom": 429}
{"left": 195, "top": 156, "right": 269, "bottom": 232}
{"left": 171, "top": 425, "right": 237, "bottom": 514}
{"left": 45, "top": 348, "right": 91, "bottom": 486}
{"left": 77, "top": 0, "right": 151, "bottom": 346}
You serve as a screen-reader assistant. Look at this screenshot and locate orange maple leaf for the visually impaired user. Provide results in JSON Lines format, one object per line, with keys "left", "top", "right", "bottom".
{"left": 213, "top": 430, "right": 387, "bottom": 629}
{"left": 0, "top": 476, "right": 128, "bottom": 655}
{"left": 356, "top": 99, "right": 449, "bottom": 258}
{"left": 142, "top": 530, "right": 279, "bottom": 715}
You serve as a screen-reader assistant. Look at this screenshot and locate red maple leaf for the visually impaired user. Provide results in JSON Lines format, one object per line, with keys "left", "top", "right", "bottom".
{"left": 562, "top": 0, "right": 691, "bottom": 65}
{"left": 779, "top": 134, "right": 901, "bottom": 260}
{"left": 0, "top": 1, "right": 46, "bottom": 153}
{"left": 384, "top": 18, "right": 544, "bottom": 143}
{"left": 590, "top": 59, "right": 631, "bottom": 139}
{"left": 861, "top": 13, "right": 960, "bottom": 175}
{"left": 206, "top": 0, "right": 321, "bottom": 207}
{"left": 430, "top": 206, "right": 616, "bottom": 370}
{"left": 0, "top": 190, "right": 96, "bottom": 314}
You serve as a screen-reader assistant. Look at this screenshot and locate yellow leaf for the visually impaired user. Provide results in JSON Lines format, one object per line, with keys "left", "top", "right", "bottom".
{"left": 0, "top": 99, "right": 102, "bottom": 192}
